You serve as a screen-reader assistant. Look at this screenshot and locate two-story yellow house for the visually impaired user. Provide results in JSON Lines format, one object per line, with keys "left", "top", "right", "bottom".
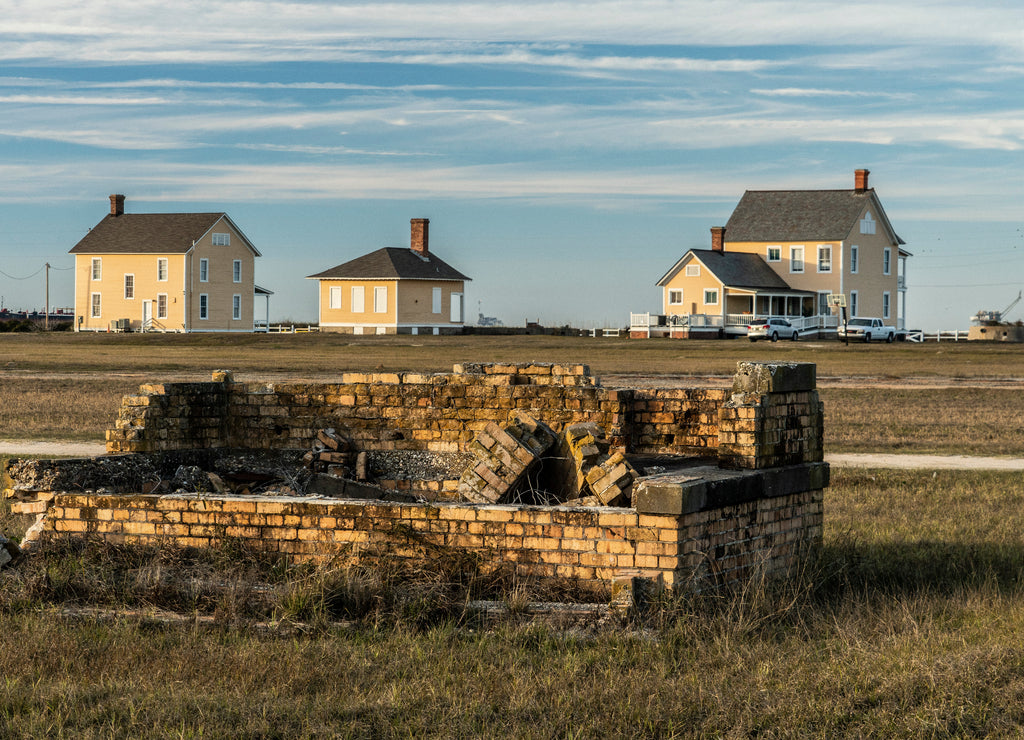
{"left": 647, "top": 170, "right": 910, "bottom": 337}
{"left": 69, "top": 195, "right": 262, "bottom": 333}
{"left": 308, "top": 218, "right": 470, "bottom": 335}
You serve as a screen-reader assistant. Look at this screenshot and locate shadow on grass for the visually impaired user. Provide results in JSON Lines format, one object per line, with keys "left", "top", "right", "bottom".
{"left": 813, "top": 537, "right": 1024, "bottom": 599}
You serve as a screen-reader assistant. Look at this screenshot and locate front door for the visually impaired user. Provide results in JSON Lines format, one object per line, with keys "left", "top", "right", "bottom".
{"left": 142, "top": 300, "right": 152, "bottom": 331}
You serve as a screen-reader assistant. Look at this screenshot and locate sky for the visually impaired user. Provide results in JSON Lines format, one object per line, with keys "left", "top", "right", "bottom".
{"left": 1, "top": 0, "right": 1023, "bottom": 331}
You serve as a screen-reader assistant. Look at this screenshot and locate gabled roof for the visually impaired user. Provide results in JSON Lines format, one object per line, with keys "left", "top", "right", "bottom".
{"left": 658, "top": 249, "right": 810, "bottom": 294}
{"left": 69, "top": 213, "right": 261, "bottom": 256}
{"left": 307, "top": 247, "right": 470, "bottom": 282}
{"left": 724, "top": 189, "right": 905, "bottom": 245}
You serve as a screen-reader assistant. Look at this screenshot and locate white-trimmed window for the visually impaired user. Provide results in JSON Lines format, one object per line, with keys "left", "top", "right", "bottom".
{"left": 91, "top": 258, "right": 102, "bottom": 280}
{"left": 849, "top": 290, "right": 858, "bottom": 318}
{"left": 668, "top": 289, "right": 683, "bottom": 305}
{"left": 703, "top": 289, "right": 719, "bottom": 306}
{"left": 157, "top": 258, "right": 168, "bottom": 282}
{"left": 883, "top": 248, "right": 891, "bottom": 275}
{"left": 817, "top": 245, "right": 832, "bottom": 273}
{"left": 373, "top": 286, "right": 388, "bottom": 313}
{"left": 232, "top": 294, "right": 241, "bottom": 320}
{"left": 450, "top": 292, "right": 464, "bottom": 323}
{"left": 157, "top": 293, "right": 168, "bottom": 320}
{"left": 212, "top": 233, "right": 230, "bottom": 246}
{"left": 790, "top": 246, "right": 805, "bottom": 273}
{"left": 199, "top": 258, "right": 209, "bottom": 282}
{"left": 124, "top": 274, "right": 135, "bottom": 300}
{"left": 850, "top": 246, "right": 859, "bottom": 274}
{"left": 351, "top": 286, "right": 365, "bottom": 313}
{"left": 90, "top": 293, "right": 101, "bottom": 318}
{"left": 882, "top": 291, "right": 891, "bottom": 319}
{"left": 432, "top": 287, "right": 442, "bottom": 314}
{"left": 685, "top": 264, "right": 701, "bottom": 277}
{"left": 199, "top": 294, "right": 209, "bottom": 320}
{"left": 767, "top": 246, "right": 781, "bottom": 262}
{"left": 860, "top": 212, "right": 876, "bottom": 235}
{"left": 232, "top": 260, "right": 241, "bottom": 283}
{"left": 329, "top": 286, "right": 342, "bottom": 310}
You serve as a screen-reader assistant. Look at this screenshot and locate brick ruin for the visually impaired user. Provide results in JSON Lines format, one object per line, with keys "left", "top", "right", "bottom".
{"left": 3, "top": 361, "right": 827, "bottom": 595}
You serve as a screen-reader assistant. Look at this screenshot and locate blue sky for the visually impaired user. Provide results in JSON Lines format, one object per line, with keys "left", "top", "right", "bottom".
{"left": 1, "top": 0, "right": 1023, "bottom": 330}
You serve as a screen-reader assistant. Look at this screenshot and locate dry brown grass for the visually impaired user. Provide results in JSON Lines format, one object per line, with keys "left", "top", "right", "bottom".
{"left": 2, "top": 331, "right": 1024, "bottom": 378}
{"left": 0, "top": 378, "right": 136, "bottom": 441}
{"left": 3, "top": 469, "right": 1024, "bottom": 737}
{"left": 823, "top": 387, "right": 1024, "bottom": 455}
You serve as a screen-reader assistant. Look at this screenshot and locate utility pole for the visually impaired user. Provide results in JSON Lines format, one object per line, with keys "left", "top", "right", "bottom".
{"left": 44, "top": 262, "right": 50, "bottom": 331}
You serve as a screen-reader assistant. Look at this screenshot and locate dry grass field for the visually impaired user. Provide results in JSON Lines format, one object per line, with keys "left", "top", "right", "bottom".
{"left": 3, "top": 333, "right": 1024, "bottom": 454}
{"left": 3, "top": 333, "right": 1024, "bottom": 735}
{"left": 2, "top": 468, "right": 1024, "bottom": 737}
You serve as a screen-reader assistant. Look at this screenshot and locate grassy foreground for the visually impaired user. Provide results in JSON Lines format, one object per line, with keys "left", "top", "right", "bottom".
{"left": 3, "top": 468, "right": 1024, "bottom": 737}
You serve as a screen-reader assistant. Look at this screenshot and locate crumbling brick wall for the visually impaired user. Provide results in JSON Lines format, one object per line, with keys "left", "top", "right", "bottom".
{"left": 41, "top": 476, "right": 824, "bottom": 590}
{"left": 106, "top": 362, "right": 823, "bottom": 471}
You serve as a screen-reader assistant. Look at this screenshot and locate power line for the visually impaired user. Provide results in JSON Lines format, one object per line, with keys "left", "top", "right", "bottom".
{"left": 0, "top": 265, "right": 46, "bottom": 280}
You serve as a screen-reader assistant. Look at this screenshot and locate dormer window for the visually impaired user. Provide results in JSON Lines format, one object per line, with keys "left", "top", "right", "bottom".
{"left": 860, "top": 212, "right": 876, "bottom": 235}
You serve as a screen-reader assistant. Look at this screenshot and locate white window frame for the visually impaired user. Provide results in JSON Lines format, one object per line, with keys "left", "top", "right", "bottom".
{"left": 883, "top": 248, "right": 892, "bottom": 276}
{"left": 157, "top": 293, "right": 168, "bottom": 320}
{"left": 232, "top": 294, "right": 241, "bottom": 321}
{"left": 232, "top": 260, "right": 241, "bottom": 283}
{"left": 817, "top": 245, "right": 832, "bottom": 273}
{"left": 450, "top": 292, "right": 464, "bottom": 323}
{"left": 860, "top": 212, "right": 876, "bottom": 235}
{"left": 818, "top": 291, "right": 830, "bottom": 316}
{"left": 850, "top": 246, "right": 859, "bottom": 274}
{"left": 199, "top": 258, "right": 209, "bottom": 283}
{"left": 849, "top": 290, "right": 858, "bottom": 318}
{"left": 767, "top": 246, "right": 781, "bottom": 262}
{"left": 432, "top": 287, "right": 442, "bottom": 314}
{"left": 685, "top": 264, "right": 700, "bottom": 277}
{"left": 199, "top": 293, "right": 209, "bottom": 320}
{"left": 90, "top": 292, "right": 101, "bottom": 318}
{"left": 329, "top": 286, "right": 342, "bottom": 310}
{"left": 157, "top": 258, "right": 168, "bottom": 282}
{"left": 212, "top": 233, "right": 230, "bottom": 246}
{"left": 882, "top": 291, "right": 891, "bottom": 319}
{"left": 123, "top": 274, "right": 135, "bottom": 300}
{"left": 91, "top": 258, "right": 102, "bottom": 280}
{"left": 790, "top": 246, "right": 805, "bottom": 273}
{"left": 373, "top": 286, "right": 388, "bottom": 314}
{"left": 351, "top": 286, "right": 365, "bottom": 313}
{"left": 668, "top": 289, "right": 683, "bottom": 305}
{"left": 703, "top": 289, "right": 719, "bottom": 306}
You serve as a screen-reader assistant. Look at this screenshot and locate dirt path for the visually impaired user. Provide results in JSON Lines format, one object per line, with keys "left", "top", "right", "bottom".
{"left": 2, "top": 439, "right": 1021, "bottom": 472}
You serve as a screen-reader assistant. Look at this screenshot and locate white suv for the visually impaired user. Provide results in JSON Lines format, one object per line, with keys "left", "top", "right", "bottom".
{"left": 747, "top": 318, "right": 799, "bottom": 342}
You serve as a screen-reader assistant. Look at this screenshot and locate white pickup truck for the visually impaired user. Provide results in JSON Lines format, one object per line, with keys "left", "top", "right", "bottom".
{"left": 837, "top": 317, "right": 896, "bottom": 342}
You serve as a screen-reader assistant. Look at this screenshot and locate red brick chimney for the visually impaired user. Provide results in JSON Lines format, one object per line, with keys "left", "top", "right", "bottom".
{"left": 710, "top": 226, "right": 725, "bottom": 252}
{"left": 411, "top": 218, "right": 429, "bottom": 255}
{"left": 110, "top": 194, "right": 125, "bottom": 216}
{"left": 854, "top": 169, "right": 870, "bottom": 192}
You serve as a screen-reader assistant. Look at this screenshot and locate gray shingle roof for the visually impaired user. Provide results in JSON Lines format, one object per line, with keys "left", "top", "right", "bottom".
{"left": 308, "top": 248, "right": 470, "bottom": 282}
{"left": 658, "top": 249, "right": 812, "bottom": 294}
{"left": 69, "top": 213, "right": 251, "bottom": 254}
{"left": 724, "top": 189, "right": 904, "bottom": 244}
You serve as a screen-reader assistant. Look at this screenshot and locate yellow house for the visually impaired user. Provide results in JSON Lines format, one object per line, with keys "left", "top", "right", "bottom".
{"left": 69, "top": 195, "right": 263, "bottom": 333}
{"left": 644, "top": 169, "right": 910, "bottom": 338}
{"left": 308, "top": 218, "right": 470, "bottom": 335}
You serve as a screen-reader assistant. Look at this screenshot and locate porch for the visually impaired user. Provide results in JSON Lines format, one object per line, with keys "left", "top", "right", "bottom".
{"left": 629, "top": 311, "right": 839, "bottom": 339}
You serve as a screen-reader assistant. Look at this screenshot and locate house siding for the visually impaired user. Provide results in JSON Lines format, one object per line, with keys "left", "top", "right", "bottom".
{"left": 395, "top": 280, "right": 466, "bottom": 326}
{"left": 661, "top": 257, "right": 724, "bottom": 318}
{"left": 317, "top": 279, "right": 398, "bottom": 332}
{"left": 183, "top": 221, "right": 256, "bottom": 331}
{"left": 842, "top": 205, "right": 900, "bottom": 319}
{"left": 75, "top": 253, "right": 188, "bottom": 332}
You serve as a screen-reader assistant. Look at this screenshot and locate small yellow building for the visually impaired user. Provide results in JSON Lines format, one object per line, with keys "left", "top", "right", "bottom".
{"left": 69, "top": 195, "right": 263, "bottom": 332}
{"left": 308, "top": 219, "right": 470, "bottom": 335}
